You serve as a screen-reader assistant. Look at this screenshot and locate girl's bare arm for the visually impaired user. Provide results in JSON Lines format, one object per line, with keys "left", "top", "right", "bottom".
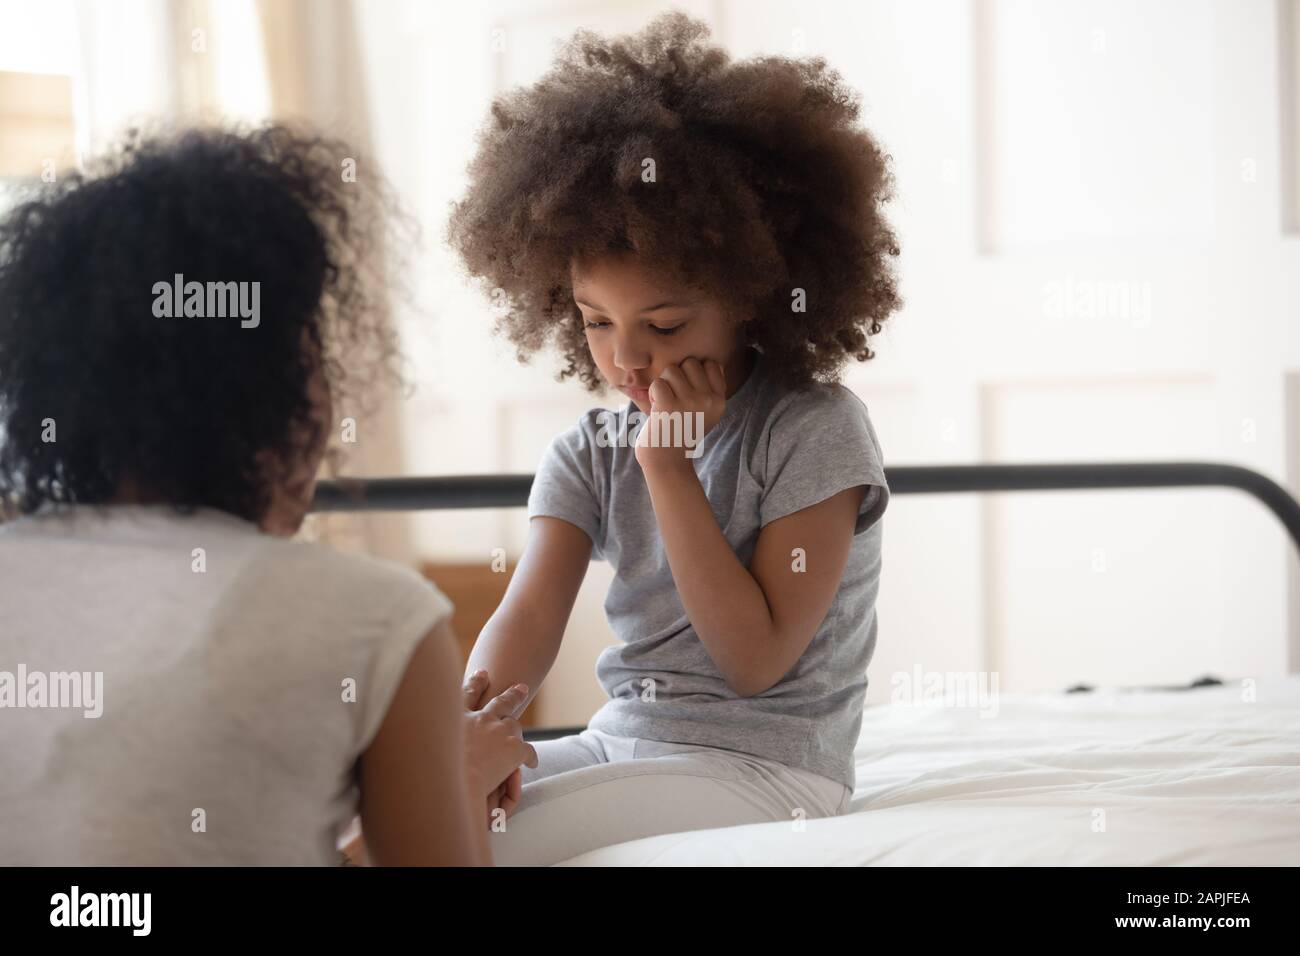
{"left": 466, "top": 515, "right": 593, "bottom": 713}
{"left": 643, "top": 452, "right": 866, "bottom": 698}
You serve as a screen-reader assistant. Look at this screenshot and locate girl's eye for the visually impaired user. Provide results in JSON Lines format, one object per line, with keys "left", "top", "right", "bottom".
{"left": 582, "top": 320, "right": 685, "bottom": 336}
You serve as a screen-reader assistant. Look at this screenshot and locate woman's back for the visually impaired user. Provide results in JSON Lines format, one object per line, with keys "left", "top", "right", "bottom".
{"left": 0, "top": 503, "right": 451, "bottom": 865}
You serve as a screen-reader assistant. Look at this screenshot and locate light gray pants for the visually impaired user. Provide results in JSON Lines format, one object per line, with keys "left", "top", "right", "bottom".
{"left": 486, "top": 728, "right": 852, "bottom": 866}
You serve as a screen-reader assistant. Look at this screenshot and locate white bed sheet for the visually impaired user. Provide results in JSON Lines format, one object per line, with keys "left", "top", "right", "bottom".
{"left": 555, "top": 676, "right": 1300, "bottom": 865}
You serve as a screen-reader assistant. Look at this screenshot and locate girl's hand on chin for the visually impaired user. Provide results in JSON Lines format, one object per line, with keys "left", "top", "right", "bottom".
{"left": 634, "top": 357, "right": 726, "bottom": 473}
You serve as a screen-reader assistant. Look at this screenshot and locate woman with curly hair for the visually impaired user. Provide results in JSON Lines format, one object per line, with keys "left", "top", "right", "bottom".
{"left": 0, "top": 124, "right": 535, "bottom": 865}
{"left": 451, "top": 12, "right": 899, "bottom": 864}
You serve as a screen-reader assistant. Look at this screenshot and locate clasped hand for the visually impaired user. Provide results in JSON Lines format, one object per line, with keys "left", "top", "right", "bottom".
{"left": 462, "top": 670, "right": 537, "bottom": 827}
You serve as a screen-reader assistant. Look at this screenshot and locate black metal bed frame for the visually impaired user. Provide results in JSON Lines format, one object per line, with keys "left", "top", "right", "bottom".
{"left": 312, "top": 461, "right": 1300, "bottom": 738}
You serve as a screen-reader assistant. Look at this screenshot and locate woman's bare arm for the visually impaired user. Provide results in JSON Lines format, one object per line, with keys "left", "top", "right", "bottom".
{"left": 466, "top": 516, "right": 592, "bottom": 713}
{"left": 359, "top": 619, "right": 490, "bottom": 866}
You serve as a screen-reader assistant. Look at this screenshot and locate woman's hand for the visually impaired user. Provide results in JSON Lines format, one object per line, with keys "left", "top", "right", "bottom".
{"left": 492, "top": 768, "right": 523, "bottom": 820}
{"left": 462, "top": 670, "right": 536, "bottom": 826}
{"left": 634, "top": 357, "right": 727, "bottom": 474}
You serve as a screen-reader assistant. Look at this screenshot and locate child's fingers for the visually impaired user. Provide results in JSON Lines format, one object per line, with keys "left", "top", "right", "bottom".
{"left": 498, "top": 768, "right": 523, "bottom": 817}
{"left": 645, "top": 381, "right": 668, "bottom": 411}
{"left": 481, "top": 683, "right": 528, "bottom": 720}
{"left": 462, "top": 669, "right": 488, "bottom": 710}
{"left": 655, "top": 365, "right": 688, "bottom": 403}
{"left": 679, "top": 357, "right": 710, "bottom": 394}
{"left": 705, "top": 359, "right": 725, "bottom": 396}
{"left": 506, "top": 767, "right": 523, "bottom": 803}
{"left": 518, "top": 739, "right": 539, "bottom": 769}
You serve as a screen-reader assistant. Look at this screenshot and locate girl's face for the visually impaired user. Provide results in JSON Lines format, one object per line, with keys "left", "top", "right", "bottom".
{"left": 570, "top": 253, "right": 752, "bottom": 411}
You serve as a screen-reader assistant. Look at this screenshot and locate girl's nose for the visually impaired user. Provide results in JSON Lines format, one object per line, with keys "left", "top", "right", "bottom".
{"left": 613, "top": 338, "right": 651, "bottom": 372}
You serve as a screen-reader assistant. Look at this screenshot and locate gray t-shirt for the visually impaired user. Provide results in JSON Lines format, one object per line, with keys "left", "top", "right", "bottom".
{"left": 527, "top": 348, "right": 889, "bottom": 789}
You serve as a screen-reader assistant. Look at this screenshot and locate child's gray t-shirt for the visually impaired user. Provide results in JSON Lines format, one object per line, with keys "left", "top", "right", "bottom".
{"left": 526, "top": 348, "right": 888, "bottom": 790}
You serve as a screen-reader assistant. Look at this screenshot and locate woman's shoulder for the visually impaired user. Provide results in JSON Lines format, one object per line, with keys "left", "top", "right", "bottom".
{"left": 259, "top": 535, "right": 450, "bottom": 615}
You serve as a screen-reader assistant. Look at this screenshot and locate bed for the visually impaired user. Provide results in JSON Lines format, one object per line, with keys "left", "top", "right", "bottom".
{"left": 314, "top": 460, "right": 1300, "bottom": 866}
{"left": 551, "top": 675, "right": 1300, "bottom": 865}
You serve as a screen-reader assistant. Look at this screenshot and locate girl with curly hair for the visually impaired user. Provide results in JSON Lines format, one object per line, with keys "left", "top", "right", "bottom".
{"left": 0, "top": 124, "right": 535, "bottom": 865}
{"left": 451, "top": 12, "right": 899, "bottom": 865}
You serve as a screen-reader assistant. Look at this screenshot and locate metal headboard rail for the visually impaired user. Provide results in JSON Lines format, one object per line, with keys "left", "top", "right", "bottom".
{"left": 311, "top": 461, "right": 1300, "bottom": 731}
{"left": 313, "top": 462, "right": 1300, "bottom": 557}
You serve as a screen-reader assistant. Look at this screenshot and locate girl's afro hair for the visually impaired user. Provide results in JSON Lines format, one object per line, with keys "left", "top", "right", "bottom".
{"left": 448, "top": 11, "right": 901, "bottom": 392}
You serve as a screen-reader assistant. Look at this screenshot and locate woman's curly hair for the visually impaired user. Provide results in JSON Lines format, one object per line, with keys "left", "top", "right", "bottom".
{"left": 447, "top": 11, "right": 900, "bottom": 393}
{"left": 0, "top": 122, "right": 406, "bottom": 522}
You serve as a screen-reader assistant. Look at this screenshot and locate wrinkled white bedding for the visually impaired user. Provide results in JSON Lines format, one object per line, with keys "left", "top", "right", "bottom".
{"left": 556, "top": 677, "right": 1300, "bottom": 865}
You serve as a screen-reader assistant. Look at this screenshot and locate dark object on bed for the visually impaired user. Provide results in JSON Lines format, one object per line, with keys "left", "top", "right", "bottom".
{"left": 1066, "top": 675, "right": 1225, "bottom": 693}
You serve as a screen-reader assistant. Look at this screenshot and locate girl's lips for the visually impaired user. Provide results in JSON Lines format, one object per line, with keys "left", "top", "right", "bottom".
{"left": 622, "top": 386, "right": 650, "bottom": 400}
